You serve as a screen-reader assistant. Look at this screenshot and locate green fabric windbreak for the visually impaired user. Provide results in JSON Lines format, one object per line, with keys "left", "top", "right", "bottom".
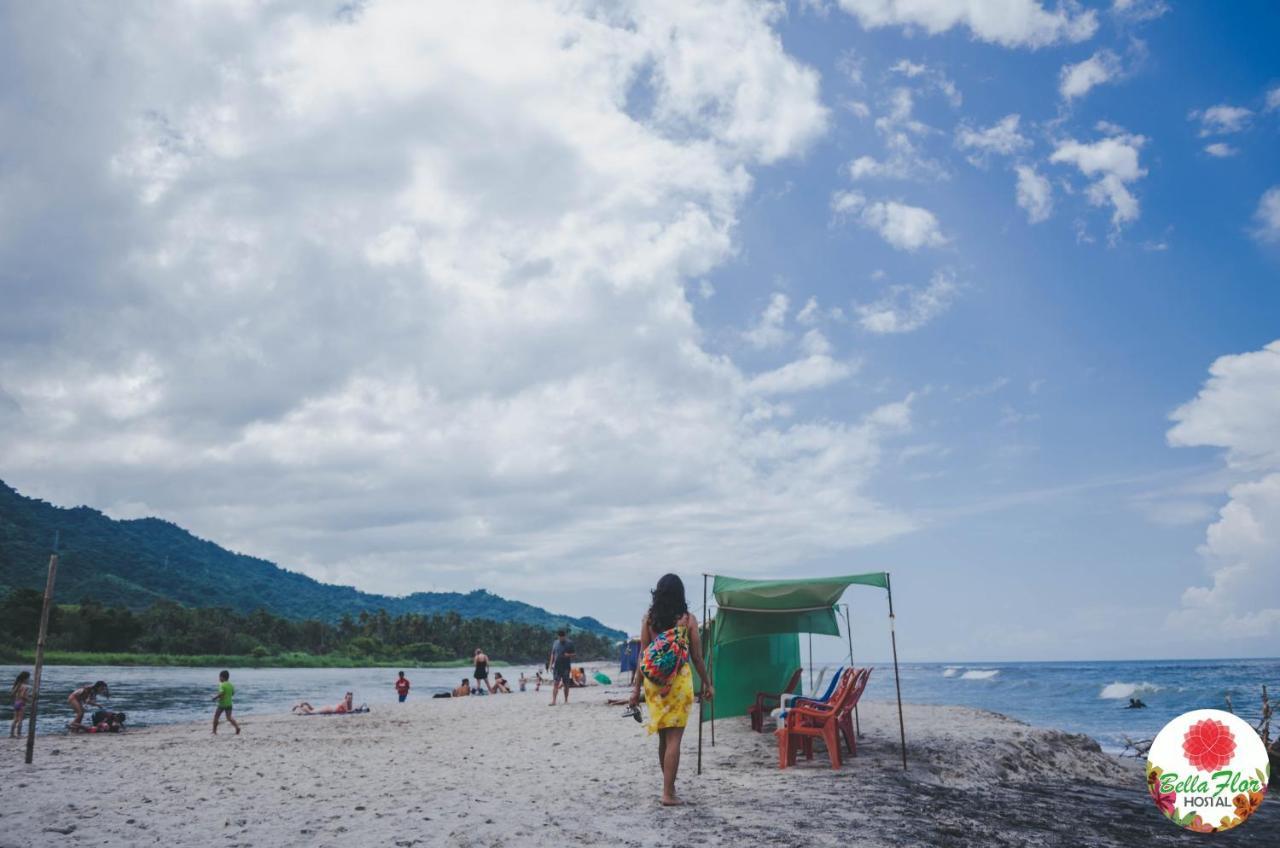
{"left": 713, "top": 572, "right": 888, "bottom": 611}
{"left": 710, "top": 572, "right": 887, "bottom": 646}
{"left": 699, "top": 627, "right": 801, "bottom": 721}
{"left": 714, "top": 606, "right": 839, "bottom": 644}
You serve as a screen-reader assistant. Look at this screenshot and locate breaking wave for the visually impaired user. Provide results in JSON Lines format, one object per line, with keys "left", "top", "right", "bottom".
{"left": 1099, "top": 681, "right": 1161, "bottom": 700}
{"left": 959, "top": 669, "right": 999, "bottom": 681}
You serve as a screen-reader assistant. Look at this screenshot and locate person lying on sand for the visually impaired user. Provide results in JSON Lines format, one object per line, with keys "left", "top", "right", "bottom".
{"left": 67, "top": 681, "right": 109, "bottom": 730}
{"left": 453, "top": 679, "right": 471, "bottom": 697}
{"left": 88, "top": 710, "right": 127, "bottom": 733}
{"left": 292, "top": 692, "right": 356, "bottom": 715}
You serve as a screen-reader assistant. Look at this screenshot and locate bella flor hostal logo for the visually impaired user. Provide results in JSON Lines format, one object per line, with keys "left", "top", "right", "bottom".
{"left": 1146, "top": 709, "right": 1270, "bottom": 833}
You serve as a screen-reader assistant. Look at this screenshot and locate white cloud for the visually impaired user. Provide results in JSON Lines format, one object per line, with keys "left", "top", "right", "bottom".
{"left": 844, "top": 100, "right": 871, "bottom": 119}
{"left": 1189, "top": 104, "right": 1253, "bottom": 136}
{"left": 836, "top": 0, "right": 1098, "bottom": 48}
{"left": 1059, "top": 50, "right": 1122, "bottom": 101}
{"left": 1049, "top": 129, "right": 1147, "bottom": 231}
{"left": 831, "top": 191, "right": 947, "bottom": 251}
{"left": 748, "top": 344, "right": 856, "bottom": 396}
{"left": 855, "top": 270, "right": 958, "bottom": 333}
{"left": 889, "top": 59, "right": 962, "bottom": 107}
{"left": 743, "top": 293, "right": 791, "bottom": 349}
{"left": 1167, "top": 341, "right": 1280, "bottom": 637}
{"left": 848, "top": 84, "right": 948, "bottom": 182}
{"left": 0, "top": 1, "right": 930, "bottom": 617}
{"left": 954, "top": 114, "right": 1029, "bottom": 166}
{"left": 1111, "top": 0, "right": 1169, "bottom": 22}
{"left": 796, "top": 297, "right": 821, "bottom": 326}
{"left": 1253, "top": 186, "right": 1280, "bottom": 243}
{"left": 1267, "top": 86, "right": 1280, "bottom": 113}
{"left": 1014, "top": 165, "right": 1053, "bottom": 224}
{"left": 1203, "top": 142, "right": 1238, "bottom": 158}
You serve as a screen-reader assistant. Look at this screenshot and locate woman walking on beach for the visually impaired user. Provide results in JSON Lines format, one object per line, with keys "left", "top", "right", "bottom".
{"left": 629, "top": 574, "right": 712, "bottom": 806}
{"left": 9, "top": 671, "right": 31, "bottom": 738}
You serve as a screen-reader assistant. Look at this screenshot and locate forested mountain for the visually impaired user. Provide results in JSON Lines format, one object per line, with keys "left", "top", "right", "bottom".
{"left": 0, "top": 480, "right": 624, "bottom": 640}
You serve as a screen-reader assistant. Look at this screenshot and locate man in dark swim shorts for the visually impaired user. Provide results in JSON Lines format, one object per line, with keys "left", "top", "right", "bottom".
{"left": 547, "top": 630, "right": 575, "bottom": 706}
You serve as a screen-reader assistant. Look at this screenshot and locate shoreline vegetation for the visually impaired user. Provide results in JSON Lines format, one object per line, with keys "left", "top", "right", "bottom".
{"left": 0, "top": 588, "right": 612, "bottom": 669}
{"left": 2, "top": 650, "right": 483, "bottom": 669}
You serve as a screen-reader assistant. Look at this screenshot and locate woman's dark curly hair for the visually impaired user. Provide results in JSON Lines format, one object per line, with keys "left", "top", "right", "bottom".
{"left": 646, "top": 573, "right": 689, "bottom": 632}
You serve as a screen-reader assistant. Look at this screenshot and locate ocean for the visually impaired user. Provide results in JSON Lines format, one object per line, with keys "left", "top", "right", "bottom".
{"left": 853, "top": 657, "right": 1279, "bottom": 752}
{"left": 3, "top": 658, "right": 1277, "bottom": 753}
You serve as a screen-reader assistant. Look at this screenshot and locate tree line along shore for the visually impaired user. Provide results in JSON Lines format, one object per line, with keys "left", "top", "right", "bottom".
{"left": 0, "top": 588, "right": 614, "bottom": 667}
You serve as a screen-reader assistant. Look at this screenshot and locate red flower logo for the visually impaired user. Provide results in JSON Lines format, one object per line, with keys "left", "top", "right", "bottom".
{"left": 1182, "top": 718, "right": 1236, "bottom": 773}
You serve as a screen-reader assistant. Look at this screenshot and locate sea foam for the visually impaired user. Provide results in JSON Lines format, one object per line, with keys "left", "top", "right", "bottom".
{"left": 942, "top": 667, "right": 961, "bottom": 678}
{"left": 959, "top": 669, "right": 999, "bottom": 681}
{"left": 1099, "top": 681, "right": 1161, "bottom": 700}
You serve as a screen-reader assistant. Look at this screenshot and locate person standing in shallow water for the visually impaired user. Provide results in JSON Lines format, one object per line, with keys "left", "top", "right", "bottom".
{"left": 473, "top": 649, "right": 492, "bottom": 694}
{"left": 629, "top": 573, "right": 713, "bottom": 807}
{"left": 395, "top": 671, "right": 411, "bottom": 703}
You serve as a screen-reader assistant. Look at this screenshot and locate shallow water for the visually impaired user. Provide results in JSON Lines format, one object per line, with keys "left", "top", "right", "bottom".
{"left": 0, "top": 663, "right": 564, "bottom": 736}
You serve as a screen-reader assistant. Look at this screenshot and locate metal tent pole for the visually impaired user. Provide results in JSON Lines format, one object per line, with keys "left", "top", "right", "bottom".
{"left": 807, "top": 631, "right": 813, "bottom": 693}
{"left": 698, "top": 573, "right": 707, "bottom": 775}
{"left": 25, "top": 532, "right": 60, "bottom": 765}
{"left": 844, "top": 603, "right": 860, "bottom": 738}
{"left": 887, "top": 573, "right": 907, "bottom": 770}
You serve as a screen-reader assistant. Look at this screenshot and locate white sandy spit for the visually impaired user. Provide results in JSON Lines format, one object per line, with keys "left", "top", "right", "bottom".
{"left": 2, "top": 682, "right": 1277, "bottom": 847}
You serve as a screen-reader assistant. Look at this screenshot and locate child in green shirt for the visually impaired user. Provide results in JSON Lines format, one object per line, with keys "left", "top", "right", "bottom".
{"left": 212, "top": 669, "right": 241, "bottom": 735}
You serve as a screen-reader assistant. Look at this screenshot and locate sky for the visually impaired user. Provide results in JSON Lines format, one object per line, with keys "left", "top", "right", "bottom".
{"left": 1, "top": 1, "right": 1277, "bottom": 662}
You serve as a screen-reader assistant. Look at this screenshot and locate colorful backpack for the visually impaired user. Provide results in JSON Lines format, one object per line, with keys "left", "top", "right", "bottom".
{"left": 641, "top": 624, "right": 690, "bottom": 694}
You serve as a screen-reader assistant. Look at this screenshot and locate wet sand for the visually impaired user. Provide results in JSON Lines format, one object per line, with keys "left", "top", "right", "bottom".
{"left": 1, "top": 683, "right": 1276, "bottom": 847}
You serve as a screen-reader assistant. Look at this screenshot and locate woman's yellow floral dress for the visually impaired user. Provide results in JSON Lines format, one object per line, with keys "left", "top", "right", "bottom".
{"left": 642, "top": 625, "right": 694, "bottom": 734}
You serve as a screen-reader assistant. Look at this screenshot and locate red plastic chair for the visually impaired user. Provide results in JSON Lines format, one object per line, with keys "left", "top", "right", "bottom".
{"left": 748, "top": 667, "right": 803, "bottom": 732}
{"left": 775, "top": 668, "right": 856, "bottom": 770}
{"left": 835, "top": 667, "right": 872, "bottom": 756}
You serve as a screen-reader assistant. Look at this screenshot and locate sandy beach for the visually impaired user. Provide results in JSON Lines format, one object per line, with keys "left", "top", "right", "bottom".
{"left": 2, "top": 679, "right": 1275, "bottom": 848}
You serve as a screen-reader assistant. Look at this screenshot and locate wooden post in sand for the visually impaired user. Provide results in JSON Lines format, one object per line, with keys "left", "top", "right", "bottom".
{"left": 25, "top": 532, "right": 60, "bottom": 765}
{"left": 886, "top": 572, "right": 907, "bottom": 770}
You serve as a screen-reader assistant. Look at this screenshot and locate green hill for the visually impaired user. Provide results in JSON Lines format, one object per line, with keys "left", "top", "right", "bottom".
{"left": 0, "top": 480, "right": 624, "bottom": 640}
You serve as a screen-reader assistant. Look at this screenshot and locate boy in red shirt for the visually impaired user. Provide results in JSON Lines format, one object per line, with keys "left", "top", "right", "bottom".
{"left": 395, "top": 671, "right": 411, "bottom": 703}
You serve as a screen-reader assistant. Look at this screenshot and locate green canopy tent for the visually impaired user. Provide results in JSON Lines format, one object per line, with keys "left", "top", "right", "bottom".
{"left": 695, "top": 571, "right": 906, "bottom": 773}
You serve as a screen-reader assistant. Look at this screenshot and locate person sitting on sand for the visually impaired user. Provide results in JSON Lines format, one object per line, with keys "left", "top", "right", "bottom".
{"left": 68, "top": 681, "right": 109, "bottom": 730}
{"left": 89, "top": 710, "right": 127, "bottom": 733}
{"left": 10, "top": 671, "right": 31, "bottom": 738}
{"left": 453, "top": 678, "right": 471, "bottom": 697}
{"left": 628, "top": 573, "right": 713, "bottom": 807}
{"left": 492, "top": 673, "right": 511, "bottom": 694}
